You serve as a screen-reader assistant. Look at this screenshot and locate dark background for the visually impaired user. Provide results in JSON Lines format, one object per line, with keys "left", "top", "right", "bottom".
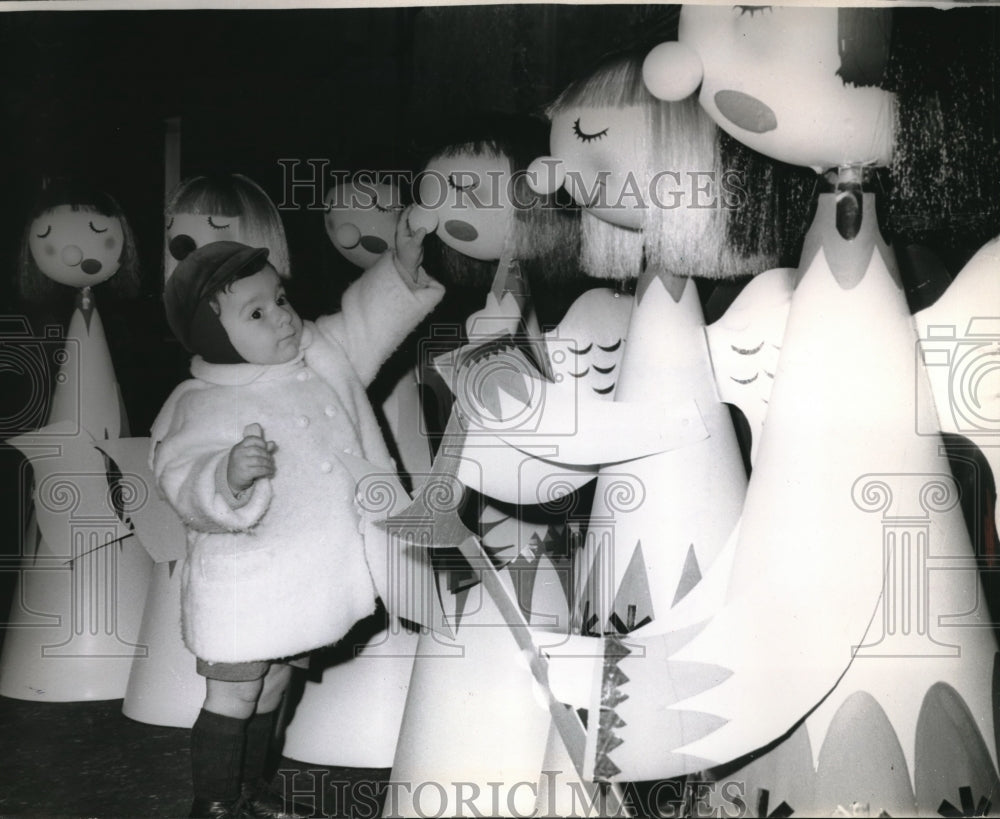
{"left": 0, "top": 3, "right": 686, "bottom": 434}
{"left": 0, "top": 11, "right": 998, "bottom": 814}
{"left": 0, "top": 4, "right": 688, "bottom": 658}
{"left": 0, "top": 3, "right": 998, "bottom": 631}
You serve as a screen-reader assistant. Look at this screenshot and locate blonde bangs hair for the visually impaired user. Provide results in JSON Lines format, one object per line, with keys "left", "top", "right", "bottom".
{"left": 550, "top": 51, "right": 761, "bottom": 281}
{"left": 165, "top": 174, "right": 291, "bottom": 279}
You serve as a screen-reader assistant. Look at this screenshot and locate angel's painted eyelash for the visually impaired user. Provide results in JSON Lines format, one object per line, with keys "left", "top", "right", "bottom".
{"left": 207, "top": 216, "right": 231, "bottom": 229}
{"left": 35, "top": 225, "right": 52, "bottom": 239}
{"left": 573, "top": 118, "right": 609, "bottom": 143}
{"left": 89, "top": 221, "right": 108, "bottom": 234}
{"left": 734, "top": 5, "right": 772, "bottom": 17}
{"left": 448, "top": 174, "right": 475, "bottom": 192}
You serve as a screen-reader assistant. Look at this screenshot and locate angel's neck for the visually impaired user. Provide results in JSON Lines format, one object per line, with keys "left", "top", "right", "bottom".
{"left": 797, "top": 165, "right": 898, "bottom": 290}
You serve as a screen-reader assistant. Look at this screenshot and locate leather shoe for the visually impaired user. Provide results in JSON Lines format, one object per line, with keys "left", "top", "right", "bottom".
{"left": 243, "top": 780, "right": 313, "bottom": 819}
{"left": 188, "top": 796, "right": 254, "bottom": 819}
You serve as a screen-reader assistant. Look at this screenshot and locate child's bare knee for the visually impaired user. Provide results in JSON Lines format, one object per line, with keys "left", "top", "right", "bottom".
{"left": 204, "top": 677, "right": 264, "bottom": 718}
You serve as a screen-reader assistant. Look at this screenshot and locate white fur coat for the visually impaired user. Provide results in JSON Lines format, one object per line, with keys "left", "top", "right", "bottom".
{"left": 150, "top": 255, "right": 443, "bottom": 663}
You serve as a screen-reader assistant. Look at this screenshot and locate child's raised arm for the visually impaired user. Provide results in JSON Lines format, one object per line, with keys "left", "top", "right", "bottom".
{"left": 313, "top": 205, "right": 445, "bottom": 384}
{"left": 392, "top": 205, "right": 429, "bottom": 289}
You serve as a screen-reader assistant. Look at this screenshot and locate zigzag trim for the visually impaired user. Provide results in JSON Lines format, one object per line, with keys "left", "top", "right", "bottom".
{"left": 593, "top": 634, "right": 632, "bottom": 781}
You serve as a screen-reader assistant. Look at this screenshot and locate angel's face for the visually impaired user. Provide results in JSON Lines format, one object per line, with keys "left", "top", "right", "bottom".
{"left": 419, "top": 150, "right": 514, "bottom": 262}
{"left": 29, "top": 205, "right": 124, "bottom": 288}
{"left": 548, "top": 103, "right": 647, "bottom": 230}
{"left": 674, "top": 5, "right": 895, "bottom": 171}
{"left": 165, "top": 212, "right": 244, "bottom": 281}
{"left": 324, "top": 181, "right": 403, "bottom": 270}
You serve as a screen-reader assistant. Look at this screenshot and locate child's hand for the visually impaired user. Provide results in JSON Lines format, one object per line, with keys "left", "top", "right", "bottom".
{"left": 392, "top": 205, "right": 428, "bottom": 284}
{"left": 227, "top": 423, "right": 277, "bottom": 495}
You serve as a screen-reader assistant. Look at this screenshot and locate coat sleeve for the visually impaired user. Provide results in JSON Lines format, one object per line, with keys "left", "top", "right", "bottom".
{"left": 151, "top": 386, "right": 273, "bottom": 534}
{"left": 313, "top": 252, "right": 444, "bottom": 385}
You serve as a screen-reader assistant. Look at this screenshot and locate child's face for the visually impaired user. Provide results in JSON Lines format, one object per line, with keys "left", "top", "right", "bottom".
{"left": 216, "top": 265, "right": 303, "bottom": 365}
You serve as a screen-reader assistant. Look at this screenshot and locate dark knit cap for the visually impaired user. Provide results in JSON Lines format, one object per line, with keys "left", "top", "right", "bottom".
{"left": 164, "top": 241, "right": 270, "bottom": 364}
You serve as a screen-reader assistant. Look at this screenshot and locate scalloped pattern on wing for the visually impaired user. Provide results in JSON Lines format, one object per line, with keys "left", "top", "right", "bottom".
{"left": 706, "top": 268, "right": 796, "bottom": 465}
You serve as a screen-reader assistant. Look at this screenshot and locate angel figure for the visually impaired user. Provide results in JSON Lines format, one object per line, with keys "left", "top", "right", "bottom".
{"left": 605, "top": 7, "right": 1000, "bottom": 814}
{"left": 0, "top": 180, "right": 153, "bottom": 702}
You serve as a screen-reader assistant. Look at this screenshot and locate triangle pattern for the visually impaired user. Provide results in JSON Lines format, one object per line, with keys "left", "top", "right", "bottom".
{"left": 672, "top": 544, "right": 702, "bottom": 608}
{"left": 609, "top": 541, "right": 655, "bottom": 633}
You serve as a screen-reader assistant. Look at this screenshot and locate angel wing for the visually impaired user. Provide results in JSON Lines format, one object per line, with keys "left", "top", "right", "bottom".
{"left": 442, "top": 288, "right": 710, "bottom": 504}
{"left": 705, "top": 267, "right": 797, "bottom": 465}
{"left": 915, "top": 234, "right": 1000, "bottom": 534}
{"left": 543, "top": 288, "right": 633, "bottom": 400}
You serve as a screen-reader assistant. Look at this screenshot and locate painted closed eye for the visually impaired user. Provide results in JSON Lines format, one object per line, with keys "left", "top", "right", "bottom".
{"left": 374, "top": 200, "right": 405, "bottom": 214}
{"left": 734, "top": 5, "right": 772, "bottom": 16}
{"left": 35, "top": 225, "right": 52, "bottom": 239}
{"left": 166, "top": 217, "right": 175, "bottom": 230}
{"left": 207, "top": 216, "right": 231, "bottom": 229}
{"left": 89, "top": 221, "right": 109, "bottom": 234}
{"left": 573, "top": 118, "right": 608, "bottom": 143}
{"left": 448, "top": 174, "right": 475, "bottom": 192}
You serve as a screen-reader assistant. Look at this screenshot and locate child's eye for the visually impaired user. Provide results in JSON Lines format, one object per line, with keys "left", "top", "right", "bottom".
{"left": 448, "top": 173, "right": 476, "bottom": 192}
{"left": 89, "top": 221, "right": 109, "bottom": 234}
{"left": 250, "top": 309, "right": 262, "bottom": 320}
{"left": 573, "top": 118, "right": 608, "bottom": 143}
{"left": 207, "top": 217, "right": 231, "bottom": 229}
{"left": 276, "top": 294, "right": 287, "bottom": 306}
{"left": 35, "top": 225, "right": 52, "bottom": 238}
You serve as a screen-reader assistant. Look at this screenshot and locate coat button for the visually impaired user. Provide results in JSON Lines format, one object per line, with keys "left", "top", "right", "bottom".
{"left": 324, "top": 406, "right": 337, "bottom": 417}
{"left": 319, "top": 460, "right": 333, "bottom": 473}
{"left": 295, "top": 415, "right": 310, "bottom": 428}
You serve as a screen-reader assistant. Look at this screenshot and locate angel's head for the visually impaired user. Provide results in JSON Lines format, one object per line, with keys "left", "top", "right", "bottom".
{"left": 645, "top": 6, "right": 999, "bottom": 248}
{"left": 536, "top": 50, "right": 789, "bottom": 281}
{"left": 645, "top": 6, "right": 895, "bottom": 173}
{"left": 324, "top": 179, "right": 404, "bottom": 270}
{"left": 414, "top": 114, "right": 580, "bottom": 287}
{"left": 18, "top": 179, "right": 139, "bottom": 301}
{"left": 164, "top": 173, "right": 290, "bottom": 283}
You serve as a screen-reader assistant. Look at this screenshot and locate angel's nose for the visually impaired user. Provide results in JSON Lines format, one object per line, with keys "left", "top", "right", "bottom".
{"left": 642, "top": 41, "right": 704, "bottom": 102}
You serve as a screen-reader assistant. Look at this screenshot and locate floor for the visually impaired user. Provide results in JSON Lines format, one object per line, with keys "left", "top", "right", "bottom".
{"left": 0, "top": 692, "right": 391, "bottom": 819}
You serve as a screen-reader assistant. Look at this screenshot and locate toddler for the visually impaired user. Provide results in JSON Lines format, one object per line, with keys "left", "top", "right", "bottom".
{"left": 151, "top": 214, "right": 440, "bottom": 819}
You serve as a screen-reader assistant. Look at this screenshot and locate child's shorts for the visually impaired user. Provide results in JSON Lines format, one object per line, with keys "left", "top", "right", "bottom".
{"left": 196, "top": 654, "right": 310, "bottom": 682}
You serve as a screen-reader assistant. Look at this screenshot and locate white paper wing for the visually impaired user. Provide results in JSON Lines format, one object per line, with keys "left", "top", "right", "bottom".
{"left": 706, "top": 267, "right": 796, "bottom": 465}
{"left": 916, "top": 234, "right": 1000, "bottom": 533}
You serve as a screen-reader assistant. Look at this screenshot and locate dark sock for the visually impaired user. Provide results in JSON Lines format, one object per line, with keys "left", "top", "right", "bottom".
{"left": 191, "top": 709, "right": 248, "bottom": 802}
{"left": 242, "top": 709, "right": 279, "bottom": 788}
